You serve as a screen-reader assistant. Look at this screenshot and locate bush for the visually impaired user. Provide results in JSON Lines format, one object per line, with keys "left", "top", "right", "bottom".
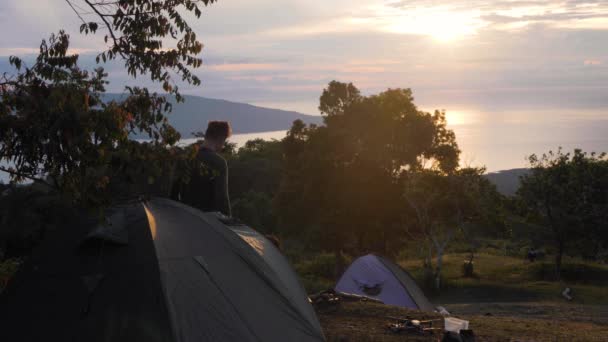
{"left": 0, "top": 185, "right": 76, "bottom": 259}
{"left": 0, "top": 258, "right": 21, "bottom": 292}
{"left": 295, "top": 253, "right": 340, "bottom": 280}
{"left": 462, "top": 260, "right": 475, "bottom": 277}
{"left": 232, "top": 191, "right": 276, "bottom": 233}
{"left": 530, "top": 262, "right": 608, "bottom": 284}
{"left": 294, "top": 252, "right": 354, "bottom": 294}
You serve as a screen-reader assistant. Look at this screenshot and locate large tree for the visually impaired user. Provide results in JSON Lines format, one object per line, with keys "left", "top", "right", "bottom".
{"left": 276, "top": 81, "right": 460, "bottom": 275}
{"left": 518, "top": 149, "right": 608, "bottom": 279}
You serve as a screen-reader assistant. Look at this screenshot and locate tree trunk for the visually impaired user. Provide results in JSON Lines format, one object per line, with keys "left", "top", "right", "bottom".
{"left": 435, "top": 247, "right": 444, "bottom": 290}
{"left": 555, "top": 238, "right": 564, "bottom": 280}
{"left": 334, "top": 249, "right": 345, "bottom": 280}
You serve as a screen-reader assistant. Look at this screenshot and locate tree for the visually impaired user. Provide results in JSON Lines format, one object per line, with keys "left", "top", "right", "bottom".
{"left": 518, "top": 149, "right": 608, "bottom": 279}
{"left": 276, "top": 81, "right": 461, "bottom": 276}
{"left": 402, "top": 167, "right": 502, "bottom": 289}
{"left": 318, "top": 81, "right": 361, "bottom": 117}
{"left": 227, "top": 139, "right": 283, "bottom": 233}
{"left": 1, "top": 1, "right": 218, "bottom": 208}
{"left": 65, "top": 0, "right": 217, "bottom": 100}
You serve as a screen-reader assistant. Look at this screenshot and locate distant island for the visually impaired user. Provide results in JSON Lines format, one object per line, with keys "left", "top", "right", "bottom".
{"left": 104, "top": 94, "right": 323, "bottom": 138}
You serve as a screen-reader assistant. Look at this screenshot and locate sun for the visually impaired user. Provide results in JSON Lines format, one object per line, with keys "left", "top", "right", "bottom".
{"left": 384, "top": 10, "right": 480, "bottom": 42}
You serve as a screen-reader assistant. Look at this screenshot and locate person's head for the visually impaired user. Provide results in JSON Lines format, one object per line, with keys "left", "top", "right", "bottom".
{"left": 203, "top": 121, "right": 232, "bottom": 151}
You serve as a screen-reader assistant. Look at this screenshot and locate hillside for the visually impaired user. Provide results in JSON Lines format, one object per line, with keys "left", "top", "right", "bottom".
{"left": 484, "top": 168, "right": 529, "bottom": 196}
{"left": 104, "top": 94, "right": 323, "bottom": 138}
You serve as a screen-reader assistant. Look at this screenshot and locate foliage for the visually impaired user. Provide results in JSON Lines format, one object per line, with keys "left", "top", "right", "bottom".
{"left": 0, "top": 259, "right": 21, "bottom": 292}
{"left": 294, "top": 252, "right": 351, "bottom": 293}
{"left": 0, "top": 185, "right": 76, "bottom": 259}
{"left": 1, "top": 0, "right": 216, "bottom": 208}
{"left": 228, "top": 139, "right": 283, "bottom": 199}
{"left": 517, "top": 148, "right": 608, "bottom": 279}
{"left": 232, "top": 191, "right": 276, "bottom": 233}
{"left": 276, "top": 81, "right": 461, "bottom": 262}
{"left": 66, "top": 0, "right": 217, "bottom": 99}
{"left": 0, "top": 32, "right": 180, "bottom": 207}
{"left": 225, "top": 139, "right": 283, "bottom": 232}
{"left": 402, "top": 167, "right": 504, "bottom": 289}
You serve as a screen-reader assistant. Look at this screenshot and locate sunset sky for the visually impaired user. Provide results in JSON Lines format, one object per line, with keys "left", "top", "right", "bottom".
{"left": 1, "top": 1, "right": 608, "bottom": 171}
{"left": 2, "top": 0, "right": 607, "bottom": 115}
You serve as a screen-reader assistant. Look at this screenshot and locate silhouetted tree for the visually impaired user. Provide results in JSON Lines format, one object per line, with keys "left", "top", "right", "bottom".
{"left": 228, "top": 139, "right": 283, "bottom": 232}
{"left": 276, "top": 81, "right": 461, "bottom": 276}
{"left": 402, "top": 167, "right": 502, "bottom": 289}
{"left": 518, "top": 149, "right": 608, "bottom": 279}
{"left": 1, "top": 0, "right": 218, "bottom": 208}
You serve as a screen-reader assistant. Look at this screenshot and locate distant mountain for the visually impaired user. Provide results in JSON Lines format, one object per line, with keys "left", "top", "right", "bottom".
{"left": 485, "top": 168, "right": 530, "bottom": 196}
{"left": 103, "top": 94, "right": 323, "bottom": 138}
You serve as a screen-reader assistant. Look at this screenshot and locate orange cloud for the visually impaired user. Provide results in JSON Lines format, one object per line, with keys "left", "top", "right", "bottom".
{"left": 584, "top": 60, "right": 602, "bottom": 66}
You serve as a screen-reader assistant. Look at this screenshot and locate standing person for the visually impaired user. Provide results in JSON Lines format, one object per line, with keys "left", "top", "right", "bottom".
{"left": 172, "top": 121, "right": 232, "bottom": 216}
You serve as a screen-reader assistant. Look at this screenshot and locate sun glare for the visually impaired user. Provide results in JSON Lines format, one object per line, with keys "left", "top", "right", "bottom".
{"left": 382, "top": 9, "right": 481, "bottom": 42}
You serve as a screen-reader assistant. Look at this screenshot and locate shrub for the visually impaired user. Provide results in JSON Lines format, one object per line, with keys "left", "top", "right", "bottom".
{"left": 0, "top": 258, "right": 21, "bottom": 292}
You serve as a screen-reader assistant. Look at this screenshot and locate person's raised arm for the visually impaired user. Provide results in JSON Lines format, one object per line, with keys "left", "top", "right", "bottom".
{"left": 214, "top": 158, "right": 232, "bottom": 217}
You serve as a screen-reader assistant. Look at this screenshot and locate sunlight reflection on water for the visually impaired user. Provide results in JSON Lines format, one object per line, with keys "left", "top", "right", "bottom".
{"left": 1, "top": 109, "right": 607, "bottom": 183}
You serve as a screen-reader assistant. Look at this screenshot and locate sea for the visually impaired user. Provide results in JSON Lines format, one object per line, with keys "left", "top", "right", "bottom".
{"left": 1, "top": 108, "right": 607, "bottom": 183}
{"left": 212, "top": 107, "right": 608, "bottom": 173}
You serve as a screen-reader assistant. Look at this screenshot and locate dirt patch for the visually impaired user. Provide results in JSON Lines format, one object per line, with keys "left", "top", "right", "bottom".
{"left": 446, "top": 302, "right": 608, "bottom": 326}
{"left": 318, "top": 301, "right": 608, "bottom": 342}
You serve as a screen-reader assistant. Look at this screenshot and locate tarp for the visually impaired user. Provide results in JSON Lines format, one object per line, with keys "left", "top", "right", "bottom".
{"left": 0, "top": 198, "right": 324, "bottom": 342}
{"left": 335, "top": 254, "right": 434, "bottom": 311}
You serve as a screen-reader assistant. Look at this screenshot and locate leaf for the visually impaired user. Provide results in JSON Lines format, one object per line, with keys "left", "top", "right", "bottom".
{"left": 88, "top": 22, "right": 99, "bottom": 33}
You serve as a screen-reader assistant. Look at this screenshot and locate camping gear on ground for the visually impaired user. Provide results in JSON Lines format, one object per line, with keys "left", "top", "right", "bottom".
{"left": 309, "top": 289, "right": 342, "bottom": 313}
{"left": 335, "top": 254, "right": 435, "bottom": 311}
{"left": 444, "top": 317, "right": 469, "bottom": 333}
{"left": 443, "top": 316, "right": 475, "bottom": 342}
{"left": 0, "top": 198, "right": 324, "bottom": 342}
{"left": 386, "top": 316, "right": 443, "bottom": 336}
{"left": 309, "top": 288, "right": 383, "bottom": 313}
{"left": 442, "top": 329, "right": 476, "bottom": 342}
{"left": 436, "top": 306, "right": 451, "bottom": 316}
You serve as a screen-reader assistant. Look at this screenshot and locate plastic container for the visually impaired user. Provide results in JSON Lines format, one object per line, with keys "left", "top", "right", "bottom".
{"left": 444, "top": 317, "right": 469, "bottom": 333}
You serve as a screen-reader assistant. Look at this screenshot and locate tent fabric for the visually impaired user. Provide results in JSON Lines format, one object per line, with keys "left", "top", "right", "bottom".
{"left": 0, "top": 198, "right": 324, "bottom": 342}
{"left": 0, "top": 206, "right": 174, "bottom": 342}
{"left": 145, "top": 198, "right": 324, "bottom": 342}
{"left": 228, "top": 224, "right": 321, "bottom": 331}
{"left": 376, "top": 256, "right": 435, "bottom": 312}
{"left": 335, "top": 254, "right": 434, "bottom": 311}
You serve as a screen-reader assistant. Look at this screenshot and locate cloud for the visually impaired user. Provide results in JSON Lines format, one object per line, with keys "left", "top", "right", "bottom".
{"left": 1, "top": 0, "right": 608, "bottom": 117}
{"left": 376, "top": 0, "right": 608, "bottom": 34}
{"left": 584, "top": 59, "right": 602, "bottom": 65}
{"left": 208, "top": 63, "right": 283, "bottom": 72}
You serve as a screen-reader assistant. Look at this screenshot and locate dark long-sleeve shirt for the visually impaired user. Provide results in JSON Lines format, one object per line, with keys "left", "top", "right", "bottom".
{"left": 171, "top": 147, "right": 231, "bottom": 216}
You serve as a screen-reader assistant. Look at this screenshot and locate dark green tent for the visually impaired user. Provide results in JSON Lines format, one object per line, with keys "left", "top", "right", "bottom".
{"left": 0, "top": 198, "right": 324, "bottom": 342}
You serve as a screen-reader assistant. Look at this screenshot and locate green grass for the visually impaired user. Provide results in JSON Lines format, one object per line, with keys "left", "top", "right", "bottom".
{"left": 398, "top": 252, "right": 608, "bottom": 305}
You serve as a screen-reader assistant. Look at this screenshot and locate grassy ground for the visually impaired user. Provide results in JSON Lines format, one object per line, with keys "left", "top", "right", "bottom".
{"left": 398, "top": 253, "right": 608, "bottom": 305}
{"left": 316, "top": 251, "right": 608, "bottom": 341}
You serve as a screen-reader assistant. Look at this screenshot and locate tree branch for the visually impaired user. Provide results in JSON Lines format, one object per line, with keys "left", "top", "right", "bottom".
{"left": 83, "top": 0, "right": 125, "bottom": 58}
{"left": 65, "top": 0, "right": 88, "bottom": 25}
{"left": 0, "top": 166, "right": 56, "bottom": 190}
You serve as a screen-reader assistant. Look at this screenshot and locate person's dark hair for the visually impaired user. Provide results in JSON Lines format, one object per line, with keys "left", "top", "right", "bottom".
{"left": 205, "top": 121, "right": 232, "bottom": 141}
